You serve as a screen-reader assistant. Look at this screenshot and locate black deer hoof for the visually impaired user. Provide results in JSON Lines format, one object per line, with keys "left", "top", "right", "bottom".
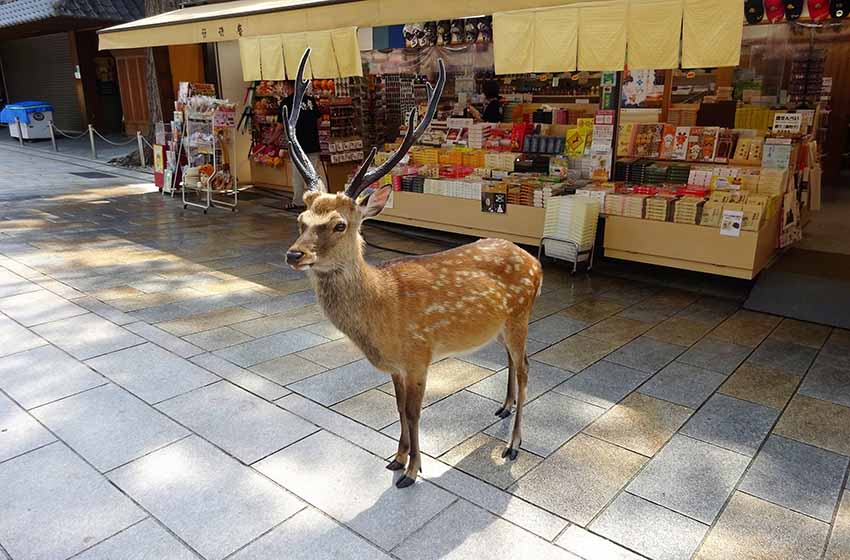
{"left": 386, "top": 459, "right": 405, "bottom": 471}
{"left": 396, "top": 475, "right": 416, "bottom": 489}
{"left": 501, "top": 446, "right": 519, "bottom": 461}
{"left": 494, "top": 407, "right": 512, "bottom": 419}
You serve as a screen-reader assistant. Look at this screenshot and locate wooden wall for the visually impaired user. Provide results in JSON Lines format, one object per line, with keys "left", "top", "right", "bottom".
{"left": 113, "top": 48, "right": 150, "bottom": 135}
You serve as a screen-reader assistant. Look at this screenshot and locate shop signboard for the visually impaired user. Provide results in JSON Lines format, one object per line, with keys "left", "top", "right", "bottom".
{"left": 772, "top": 113, "right": 802, "bottom": 133}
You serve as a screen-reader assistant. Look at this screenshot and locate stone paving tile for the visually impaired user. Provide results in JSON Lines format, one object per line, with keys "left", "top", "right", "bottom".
{"left": 32, "top": 313, "right": 144, "bottom": 360}
{"left": 639, "top": 362, "right": 727, "bottom": 409}
{"left": 460, "top": 338, "right": 548, "bottom": 371}
{"left": 770, "top": 318, "right": 831, "bottom": 349}
{"left": 718, "top": 363, "right": 799, "bottom": 409}
{"left": 694, "top": 492, "right": 830, "bottom": 560}
{"left": 32, "top": 384, "right": 188, "bottom": 472}
{"left": 243, "top": 290, "right": 316, "bottom": 315}
{"left": 124, "top": 321, "right": 204, "bottom": 358}
{"left": 534, "top": 335, "right": 622, "bottom": 373}
{"left": 0, "top": 344, "right": 106, "bottom": 409}
{"left": 276, "top": 393, "right": 399, "bottom": 459}
{"left": 74, "top": 296, "right": 135, "bottom": 325}
{"left": 605, "top": 336, "right": 686, "bottom": 374}
{"left": 773, "top": 395, "right": 850, "bottom": 456}
{"left": 645, "top": 317, "right": 713, "bottom": 347}
{"left": 822, "top": 328, "right": 850, "bottom": 362}
{"left": 109, "top": 436, "right": 304, "bottom": 560}
{"left": 332, "top": 389, "right": 399, "bottom": 430}
{"left": 229, "top": 304, "right": 325, "bottom": 338}
{"left": 590, "top": 492, "right": 709, "bottom": 560}
{"left": 527, "top": 314, "right": 588, "bottom": 344}
{"left": 302, "top": 319, "right": 344, "bottom": 340}
{"left": 486, "top": 391, "right": 605, "bottom": 457}
{"left": 87, "top": 343, "right": 218, "bottom": 404}
{"left": 710, "top": 310, "right": 781, "bottom": 348}
{"left": 107, "top": 288, "right": 204, "bottom": 312}
{"left": 190, "top": 352, "right": 290, "bottom": 401}
{"left": 157, "top": 306, "right": 263, "bottom": 336}
{"left": 74, "top": 518, "right": 198, "bottom": 560}
{"left": 230, "top": 507, "right": 391, "bottom": 560}
{"left": 628, "top": 435, "right": 750, "bottom": 524}
{"left": 559, "top": 298, "right": 625, "bottom": 324}
{"left": 419, "top": 454, "right": 567, "bottom": 541}
{"left": 798, "top": 359, "right": 850, "bottom": 408}
{"left": 467, "top": 359, "right": 573, "bottom": 405}
{"left": 677, "top": 336, "right": 751, "bottom": 376}
{"left": 680, "top": 394, "right": 778, "bottom": 457}
{"left": 214, "top": 328, "right": 327, "bottom": 368}
{"left": 511, "top": 433, "right": 646, "bottom": 526}
{"left": 581, "top": 317, "right": 652, "bottom": 346}
{"left": 826, "top": 491, "right": 850, "bottom": 560}
{"left": 555, "top": 525, "right": 645, "bottom": 560}
{"left": 747, "top": 338, "right": 817, "bottom": 376}
{"left": 380, "top": 359, "right": 494, "bottom": 408}
{"left": 182, "top": 325, "right": 253, "bottom": 351}
{"left": 0, "top": 268, "right": 39, "bottom": 299}
{"left": 295, "top": 337, "right": 364, "bottom": 369}
{"left": 128, "top": 302, "right": 200, "bottom": 324}
{"left": 289, "top": 359, "right": 388, "bottom": 406}
{"left": 249, "top": 353, "right": 327, "bottom": 386}
{"left": 0, "top": 289, "right": 86, "bottom": 326}
{"left": 0, "top": 391, "right": 55, "bottom": 463}
{"left": 158, "top": 381, "right": 317, "bottom": 464}
{"left": 0, "top": 313, "right": 46, "bottom": 357}
{"left": 255, "top": 430, "right": 455, "bottom": 550}
{"left": 597, "top": 286, "right": 657, "bottom": 306}
{"left": 584, "top": 392, "right": 693, "bottom": 457}
{"left": 554, "top": 360, "right": 653, "bottom": 409}
{"left": 617, "top": 302, "right": 675, "bottom": 325}
{"left": 440, "top": 433, "right": 541, "bottom": 490}
{"left": 0, "top": 443, "right": 145, "bottom": 560}
{"left": 394, "top": 499, "right": 580, "bottom": 560}
{"left": 739, "top": 435, "right": 848, "bottom": 522}
{"left": 385, "top": 390, "right": 497, "bottom": 457}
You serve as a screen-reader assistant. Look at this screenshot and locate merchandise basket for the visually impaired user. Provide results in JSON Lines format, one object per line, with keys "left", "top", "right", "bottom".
{"left": 539, "top": 195, "right": 600, "bottom": 274}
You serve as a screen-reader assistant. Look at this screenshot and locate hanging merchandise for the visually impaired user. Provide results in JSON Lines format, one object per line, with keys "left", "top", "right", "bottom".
{"left": 808, "top": 0, "right": 831, "bottom": 20}
{"left": 831, "top": 0, "right": 848, "bottom": 18}
{"left": 785, "top": 0, "right": 805, "bottom": 19}
{"left": 744, "top": 0, "right": 765, "bottom": 23}
{"left": 182, "top": 95, "right": 238, "bottom": 213}
{"left": 764, "top": 0, "right": 785, "bottom": 22}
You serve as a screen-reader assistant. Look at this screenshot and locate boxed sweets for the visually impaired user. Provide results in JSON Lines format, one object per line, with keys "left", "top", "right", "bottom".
{"left": 700, "top": 202, "right": 724, "bottom": 227}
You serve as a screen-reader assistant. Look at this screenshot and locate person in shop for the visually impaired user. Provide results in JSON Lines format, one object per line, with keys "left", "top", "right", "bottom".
{"left": 279, "top": 84, "right": 324, "bottom": 210}
{"left": 466, "top": 80, "right": 504, "bottom": 123}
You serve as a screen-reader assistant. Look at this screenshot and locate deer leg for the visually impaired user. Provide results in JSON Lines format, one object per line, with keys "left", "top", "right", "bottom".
{"left": 502, "top": 322, "right": 529, "bottom": 461}
{"left": 396, "top": 370, "right": 426, "bottom": 489}
{"left": 494, "top": 348, "right": 516, "bottom": 419}
{"left": 387, "top": 373, "right": 409, "bottom": 471}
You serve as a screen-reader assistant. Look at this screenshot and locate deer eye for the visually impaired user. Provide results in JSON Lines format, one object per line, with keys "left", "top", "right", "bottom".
{"left": 334, "top": 222, "right": 347, "bottom": 233}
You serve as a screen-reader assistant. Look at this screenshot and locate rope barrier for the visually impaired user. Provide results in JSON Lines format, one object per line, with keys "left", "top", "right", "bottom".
{"left": 50, "top": 125, "right": 88, "bottom": 140}
{"left": 140, "top": 135, "right": 153, "bottom": 149}
{"left": 92, "top": 128, "right": 139, "bottom": 147}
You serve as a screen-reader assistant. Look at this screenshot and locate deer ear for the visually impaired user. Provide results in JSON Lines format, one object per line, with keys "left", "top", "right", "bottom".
{"left": 356, "top": 185, "right": 392, "bottom": 218}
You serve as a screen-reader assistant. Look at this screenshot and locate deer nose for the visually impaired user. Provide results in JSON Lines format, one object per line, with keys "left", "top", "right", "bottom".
{"left": 285, "top": 250, "right": 304, "bottom": 265}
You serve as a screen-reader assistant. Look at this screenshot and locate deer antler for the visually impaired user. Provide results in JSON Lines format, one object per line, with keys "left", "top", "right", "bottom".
{"left": 282, "top": 48, "right": 326, "bottom": 192}
{"left": 345, "top": 59, "right": 446, "bottom": 201}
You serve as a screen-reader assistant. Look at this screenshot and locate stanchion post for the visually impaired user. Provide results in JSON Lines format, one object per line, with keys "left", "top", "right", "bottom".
{"left": 49, "top": 122, "right": 57, "bottom": 152}
{"left": 137, "top": 131, "right": 146, "bottom": 167}
{"left": 88, "top": 124, "right": 97, "bottom": 159}
{"left": 14, "top": 117, "right": 23, "bottom": 146}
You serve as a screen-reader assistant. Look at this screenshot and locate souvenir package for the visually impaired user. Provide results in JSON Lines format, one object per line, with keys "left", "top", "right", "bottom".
{"left": 685, "top": 127, "right": 704, "bottom": 161}
{"left": 464, "top": 19, "right": 477, "bottom": 43}
{"left": 701, "top": 127, "right": 719, "bottom": 161}
{"left": 616, "top": 123, "right": 636, "bottom": 157}
{"left": 477, "top": 16, "right": 493, "bottom": 42}
{"left": 671, "top": 127, "right": 690, "bottom": 160}
{"left": 424, "top": 21, "right": 438, "bottom": 46}
{"left": 700, "top": 202, "right": 724, "bottom": 227}
{"left": 714, "top": 130, "right": 735, "bottom": 163}
{"left": 450, "top": 20, "right": 465, "bottom": 44}
{"left": 436, "top": 20, "right": 451, "bottom": 45}
{"left": 660, "top": 124, "right": 677, "bottom": 159}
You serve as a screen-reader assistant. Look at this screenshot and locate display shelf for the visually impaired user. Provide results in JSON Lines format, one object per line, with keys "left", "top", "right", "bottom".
{"left": 619, "top": 157, "right": 763, "bottom": 168}
{"left": 375, "top": 191, "right": 544, "bottom": 246}
{"left": 602, "top": 211, "right": 780, "bottom": 280}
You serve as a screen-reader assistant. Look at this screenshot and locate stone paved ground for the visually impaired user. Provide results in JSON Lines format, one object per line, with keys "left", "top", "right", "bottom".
{"left": 0, "top": 144, "right": 848, "bottom": 560}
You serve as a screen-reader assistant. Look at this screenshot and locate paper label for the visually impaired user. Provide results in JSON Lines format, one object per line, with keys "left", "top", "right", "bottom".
{"left": 772, "top": 113, "right": 802, "bottom": 133}
{"left": 720, "top": 210, "right": 744, "bottom": 237}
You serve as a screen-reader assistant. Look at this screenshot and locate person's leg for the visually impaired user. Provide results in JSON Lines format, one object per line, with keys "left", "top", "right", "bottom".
{"left": 289, "top": 164, "right": 306, "bottom": 208}
{"left": 308, "top": 152, "right": 326, "bottom": 191}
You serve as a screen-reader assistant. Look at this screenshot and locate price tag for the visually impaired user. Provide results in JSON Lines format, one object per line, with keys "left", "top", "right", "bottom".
{"left": 772, "top": 113, "right": 802, "bottom": 133}
{"left": 720, "top": 210, "right": 744, "bottom": 237}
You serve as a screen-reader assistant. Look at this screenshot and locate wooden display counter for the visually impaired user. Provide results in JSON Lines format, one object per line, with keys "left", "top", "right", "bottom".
{"left": 603, "top": 210, "right": 780, "bottom": 280}
{"left": 375, "top": 192, "right": 545, "bottom": 246}
{"left": 250, "top": 160, "right": 357, "bottom": 194}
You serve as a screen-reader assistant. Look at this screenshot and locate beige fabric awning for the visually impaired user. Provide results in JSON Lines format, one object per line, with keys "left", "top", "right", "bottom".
{"left": 98, "top": 0, "right": 583, "bottom": 50}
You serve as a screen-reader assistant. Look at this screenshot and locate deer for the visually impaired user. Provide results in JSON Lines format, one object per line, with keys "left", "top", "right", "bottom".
{"left": 283, "top": 49, "right": 543, "bottom": 488}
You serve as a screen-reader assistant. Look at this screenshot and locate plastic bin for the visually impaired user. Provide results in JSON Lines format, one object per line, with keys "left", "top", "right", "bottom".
{"left": 0, "top": 101, "right": 54, "bottom": 140}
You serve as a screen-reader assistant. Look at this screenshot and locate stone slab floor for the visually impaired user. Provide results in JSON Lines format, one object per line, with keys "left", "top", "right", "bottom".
{"left": 0, "top": 144, "right": 848, "bottom": 560}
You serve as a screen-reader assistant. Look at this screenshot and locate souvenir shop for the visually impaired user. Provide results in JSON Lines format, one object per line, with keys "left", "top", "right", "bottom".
{"left": 99, "top": 0, "right": 849, "bottom": 279}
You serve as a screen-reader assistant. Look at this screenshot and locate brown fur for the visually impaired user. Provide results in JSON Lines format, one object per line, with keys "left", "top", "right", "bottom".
{"left": 288, "top": 191, "right": 542, "bottom": 486}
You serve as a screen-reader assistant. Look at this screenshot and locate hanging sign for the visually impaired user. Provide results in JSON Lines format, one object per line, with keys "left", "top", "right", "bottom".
{"left": 772, "top": 113, "right": 802, "bottom": 134}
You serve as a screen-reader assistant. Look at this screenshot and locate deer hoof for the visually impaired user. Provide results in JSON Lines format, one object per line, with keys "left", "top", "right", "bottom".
{"left": 386, "top": 459, "right": 405, "bottom": 471}
{"left": 396, "top": 475, "right": 416, "bottom": 489}
{"left": 501, "top": 447, "right": 519, "bottom": 461}
{"left": 495, "top": 407, "right": 512, "bottom": 419}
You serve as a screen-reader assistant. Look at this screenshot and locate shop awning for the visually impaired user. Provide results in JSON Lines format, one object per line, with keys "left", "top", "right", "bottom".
{"left": 97, "top": 0, "right": 583, "bottom": 50}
